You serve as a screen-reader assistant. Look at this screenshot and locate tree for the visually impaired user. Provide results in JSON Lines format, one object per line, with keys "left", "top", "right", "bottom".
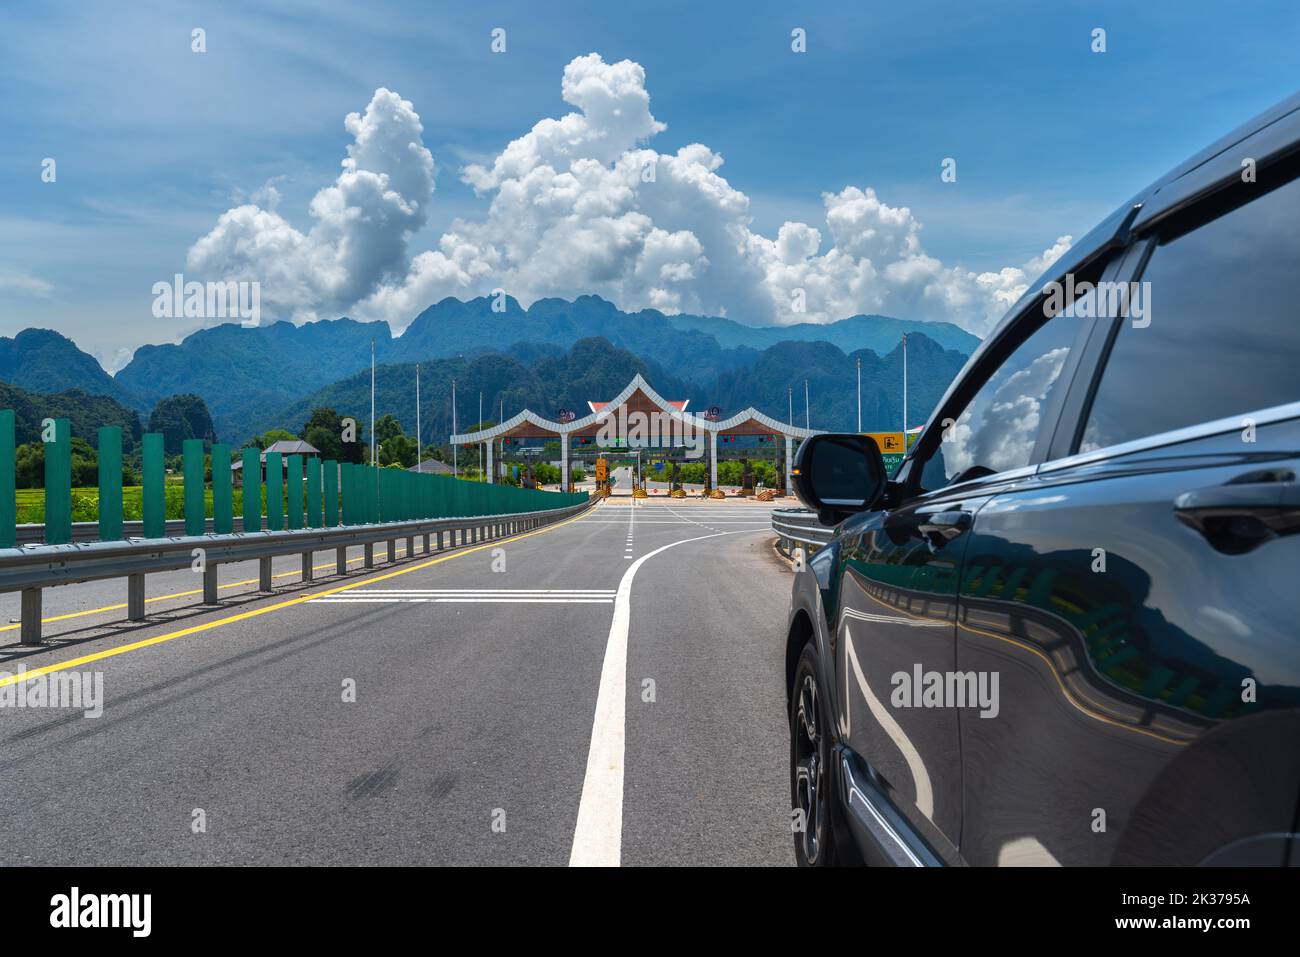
{"left": 70, "top": 437, "right": 97, "bottom": 487}
{"left": 676, "top": 462, "right": 707, "bottom": 485}
{"left": 374, "top": 414, "right": 404, "bottom": 445}
{"left": 148, "top": 394, "right": 216, "bottom": 455}
{"left": 300, "top": 407, "right": 366, "bottom": 462}
{"left": 11, "top": 438, "right": 98, "bottom": 488}
{"left": 368, "top": 413, "right": 419, "bottom": 468}
{"left": 378, "top": 434, "right": 418, "bottom": 468}
{"left": 15, "top": 442, "right": 43, "bottom": 489}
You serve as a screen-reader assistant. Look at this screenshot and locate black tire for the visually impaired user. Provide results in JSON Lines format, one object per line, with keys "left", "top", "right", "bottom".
{"left": 790, "top": 640, "right": 837, "bottom": 866}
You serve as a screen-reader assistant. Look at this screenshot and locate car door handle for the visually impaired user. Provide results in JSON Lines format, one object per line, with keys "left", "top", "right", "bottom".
{"left": 1174, "top": 475, "right": 1300, "bottom": 552}
{"left": 917, "top": 509, "right": 973, "bottom": 543}
{"left": 1174, "top": 478, "right": 1300, "bottom": 522}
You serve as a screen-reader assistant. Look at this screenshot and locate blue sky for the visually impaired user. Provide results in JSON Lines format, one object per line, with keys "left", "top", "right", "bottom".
{"left": 1, "top": 0, "right": 1297, "bottom": 371}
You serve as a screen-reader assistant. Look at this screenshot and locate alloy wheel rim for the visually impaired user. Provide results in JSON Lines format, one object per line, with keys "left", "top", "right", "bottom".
{"left": 794, "top": 673, "right": 824, "bottom": 862}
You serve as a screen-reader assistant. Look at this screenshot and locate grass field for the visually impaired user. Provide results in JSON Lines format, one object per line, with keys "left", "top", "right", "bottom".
{"left": 16, "top": 485, "right": 270, "bottom": 524}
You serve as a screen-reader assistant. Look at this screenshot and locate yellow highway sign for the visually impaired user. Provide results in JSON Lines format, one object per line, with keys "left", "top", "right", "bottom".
{"left": 865, "top": 431, "right": 906, "bottom": 454}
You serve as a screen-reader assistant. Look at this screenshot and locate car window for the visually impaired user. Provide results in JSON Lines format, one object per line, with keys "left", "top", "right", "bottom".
{"left": 1080, "top": 174, "right": 1300, "bottom": 452}
{"left": 920, "top": 311, "right": 1080, "bottom": 492}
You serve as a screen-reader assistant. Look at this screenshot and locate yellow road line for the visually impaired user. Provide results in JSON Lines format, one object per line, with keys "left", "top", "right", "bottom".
{"left": 0, "top": 512, "right": 589, "bottom": 687}
{"left": 0, "top": 545, "right": 412, "bottom": 633}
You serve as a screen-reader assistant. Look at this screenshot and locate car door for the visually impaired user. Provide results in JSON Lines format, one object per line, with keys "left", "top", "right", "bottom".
{"left": 832, "top": 492, "right": 971, "bottom": 864}
{"left": 832, "top": 283, "right": 1092, "bottom": 865}
{"left": 956, "top": 164, "right": 1300, "bottom": 866}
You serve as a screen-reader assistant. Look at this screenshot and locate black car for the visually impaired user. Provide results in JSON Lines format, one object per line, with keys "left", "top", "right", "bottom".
{"left": 785, "top": 94, "right": 1300, "bottom": 867}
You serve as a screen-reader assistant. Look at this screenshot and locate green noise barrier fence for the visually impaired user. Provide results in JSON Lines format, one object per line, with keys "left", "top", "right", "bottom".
{"left": 0, "top": 421, "right": 589, "bottom": 546}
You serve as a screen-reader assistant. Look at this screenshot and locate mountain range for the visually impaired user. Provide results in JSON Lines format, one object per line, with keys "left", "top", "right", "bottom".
{"left": 269, "top": 334, "right": 969, "bottom": 450}
{"left": 0, "top": 380, "right": 142, "bottom": 449}
{"left": 0, "top": 328, "right": 140, "bottom": 408}
{"left": 0, "top": 296, "right": 981, "bottom": 446}
{"left": 273, "top": 337, "right": 700, "bottom": 446}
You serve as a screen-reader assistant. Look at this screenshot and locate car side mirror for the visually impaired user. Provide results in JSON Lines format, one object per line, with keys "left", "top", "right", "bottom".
{"left": 792, "top": 433, "right": 888, "bottom": 525}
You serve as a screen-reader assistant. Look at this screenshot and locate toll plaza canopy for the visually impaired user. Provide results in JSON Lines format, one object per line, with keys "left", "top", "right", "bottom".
{"left": 450, "top": 374, "right": 820, "bottom": 493}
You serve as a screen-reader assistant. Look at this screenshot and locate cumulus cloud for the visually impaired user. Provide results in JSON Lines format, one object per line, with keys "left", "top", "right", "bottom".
{"left": 187, "top": 54, "right": 1069, "bottom": 335}
{"left": 187, "top": 87, "right": 435, "bottom": 323}
{"left": 943, "top": 345, "right": 1070, "bottom": 478}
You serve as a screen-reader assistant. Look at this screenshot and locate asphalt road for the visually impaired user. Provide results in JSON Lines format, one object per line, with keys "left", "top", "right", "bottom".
{"left": 0, "top": 498, "right": 794, "bottom": 866}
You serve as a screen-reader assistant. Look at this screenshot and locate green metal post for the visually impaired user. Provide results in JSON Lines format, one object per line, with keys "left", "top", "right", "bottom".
{"left": 323, "top": 459, "right": 338, "bottom": 527}
{"left": 286, "top": 454, "right": 303, "bottom": 529}
{"left": 44, "top": 418, "right": 72, "bottom": 545}
{"left": 242, "top": 448, "right": 261, "bottom": 532}
{"left": 265, "top": 451, "right": 283, "bottom": 531}
{"left": 306, "top": 457, "right": 322, "bottom": 528}
{"left": 183, "top": 438, "right": 205, "bottom": 537}
{"left": 0, "top": 410, "right": 15, "bottom": 547}
{"left": 211, "top": 444, "right": 233, "bottom": 534}
{"left": 98, "top": 426, "right": 123, "bottom": 541}
{"left": 142, "top": 433, "right": 165, "bottom": 538}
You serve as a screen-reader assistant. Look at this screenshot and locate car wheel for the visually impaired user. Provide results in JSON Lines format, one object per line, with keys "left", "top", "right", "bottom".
{"left": 790, "top": 641, "right": 836, "bottom": 866}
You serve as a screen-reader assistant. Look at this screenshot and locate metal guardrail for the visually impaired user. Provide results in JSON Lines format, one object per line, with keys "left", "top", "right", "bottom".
{"left": 1, "top": 498, "right": 594, "bottom": 645}
{"left": 771, "top": 507, "right": 836, "bottom": 553}
{"left": 15, "top": 517, "right": 252, "bottom": 546}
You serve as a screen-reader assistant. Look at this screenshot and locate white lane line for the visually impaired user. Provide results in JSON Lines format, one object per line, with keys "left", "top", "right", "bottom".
{"left": 568, "top": 526, "right": 760, "bottom": 867}
{"left": 597, "top": 509, "right": 776, "bottom": 513}
{"left": 580, "top": 520, "right": 771, "bottom": 525}
{"left": 661, "top": 501, "right": 723, "bottom": 534}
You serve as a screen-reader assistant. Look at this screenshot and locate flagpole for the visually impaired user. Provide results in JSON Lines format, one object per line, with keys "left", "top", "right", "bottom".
{"left": 415, "top": 363, "right": 421, "bottom": 471}
{"left": 856, "top": 355, "right": 862, "bottom": 433}
{"left": 902, "top": 333, "right": 909, "bottom": 438}
{"left": 452, "top": 378, "right": 458, "bottom": 478}
{"left": 370, "top": 341, "right": 376, "bottom": 468}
